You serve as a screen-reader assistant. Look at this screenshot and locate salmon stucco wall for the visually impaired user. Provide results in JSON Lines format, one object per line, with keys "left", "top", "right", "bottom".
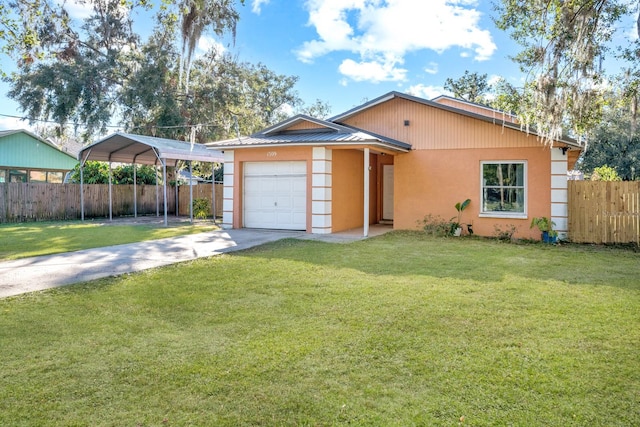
{"left": 332, "top": 149, "right": 366, "bottom": 232}
{"left": 230, "top": 146, "right": 313, "bottom": 231}
{"left": 394, "top": 146, "right": 553, "bottom": 239}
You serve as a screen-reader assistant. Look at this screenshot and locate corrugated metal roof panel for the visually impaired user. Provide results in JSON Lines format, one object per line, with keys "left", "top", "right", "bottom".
{"left": 208, "top": 130, "right": 411, "bottom": 152}
{"left": 79, "top": 132, "right": 224, "bottom": 164}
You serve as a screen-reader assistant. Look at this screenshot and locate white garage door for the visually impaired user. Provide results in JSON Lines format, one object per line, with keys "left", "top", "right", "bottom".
{"left": 243, "top": 161, "right": 307, "bottom": 230}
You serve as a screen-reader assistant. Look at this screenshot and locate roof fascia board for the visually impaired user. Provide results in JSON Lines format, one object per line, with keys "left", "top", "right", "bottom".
{"left": 432, "top": 95, "right": 518, "bottom": 118}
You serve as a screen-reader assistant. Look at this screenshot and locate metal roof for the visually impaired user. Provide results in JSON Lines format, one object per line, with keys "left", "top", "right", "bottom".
{"left": 79, "top": 132, "right": 224, "bottom": 165}
{"left": 208, "top": 116, "right": 412, "bottom": 152}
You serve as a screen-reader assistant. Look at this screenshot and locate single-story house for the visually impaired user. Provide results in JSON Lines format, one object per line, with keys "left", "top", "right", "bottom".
{"left": 208, "top": 91, "right": 582, "bottom": 239}
{"left": 0, "top": 129, "right": 78, "bottom": 183}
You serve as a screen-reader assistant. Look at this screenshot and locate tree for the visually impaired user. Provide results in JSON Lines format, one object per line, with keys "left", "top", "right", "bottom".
{"left": 297, "top": 99, "right": 332, "bottom": 119}
{"left": 180, "top": 48, "right": 301, "bottom": 141}
{"left": 579, "top": 98, "right": 640, "bottom": 180}
{"left": 68, "top": 162, "right": 159, "bottom": 184}
{"left": 441, "top": 71, "right": 523, "bottom": 118}
{"left": 178, "top": 0, "right": 242, "bottom": 94}
{"left": 4, "top": 0, "right": 141, "bottom": 138}
{"left": 489, "top": 78, "right": 522, "bottom": 116}
{"left": 590, "top": 165, "right": 623, "bottom": 181}
{"left": 0, "top": 0, "right": 244, "bottom": 141}
{"left": 494, "top": 0, "right": 633, "bottom": 144}
{"left": 119, "top": 15, "right": 185, "bottom": 140}
{"left": 444, "top": 70, "right": 489, "bottom": 104}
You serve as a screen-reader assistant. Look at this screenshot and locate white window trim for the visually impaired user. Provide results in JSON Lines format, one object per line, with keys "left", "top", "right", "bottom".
{"left": 479, "top": 160, "right": 528, "bottom": 219}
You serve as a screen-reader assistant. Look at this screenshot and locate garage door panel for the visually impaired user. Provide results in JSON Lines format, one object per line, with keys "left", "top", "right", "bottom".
{"left": 276, "top": 197, "right": 292, "bottom": 209}
{"left": 244, "top": 161, "right": 307, "bottom": 230}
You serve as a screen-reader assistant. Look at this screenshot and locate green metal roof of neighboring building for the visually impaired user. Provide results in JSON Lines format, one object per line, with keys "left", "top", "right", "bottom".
{"left": 0, "top": 129, "right": 78, "bottom": 170}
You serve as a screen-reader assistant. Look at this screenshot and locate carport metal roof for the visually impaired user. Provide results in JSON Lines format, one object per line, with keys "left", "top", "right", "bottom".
{"left": 77, "top": 132, "right": 223, "bottom": 226}
{"left": 78, "top": 132, "right": 224, "bottom": 165}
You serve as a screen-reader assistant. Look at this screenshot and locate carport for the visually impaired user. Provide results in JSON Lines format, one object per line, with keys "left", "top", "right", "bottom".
{"left": 78, "top": 132, "right": 224, "bottom": 226}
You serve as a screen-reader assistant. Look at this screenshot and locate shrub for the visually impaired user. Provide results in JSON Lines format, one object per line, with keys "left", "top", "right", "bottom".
{"left": 192, "top": 198, "right": 210, "bottom": 219}
{"left": 419, "top": 214, "right": 453, "bottom": 237}
{"left": 493, "top": 224, "right": 518, "bottom": 242}
{"left": 591, "top": 165, "right": 622, "bottom": 182}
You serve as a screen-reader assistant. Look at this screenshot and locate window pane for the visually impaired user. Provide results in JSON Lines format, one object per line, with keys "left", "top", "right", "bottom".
{"left": 483, "top": 163, "right": 524, "bottom": 187}
{"left": 483, "top": 164, "right": 500, "bottom": 186}
{"left": 0, "top": 170, "right": 6, "bottom": 183}
{"left": 30, "top": 171, "right": 47, "bottom": 183}
{"left": 47, "top": 172, "right": 63, "bottom": 183}
{"left": 483, "top": 188, "right": 525, "bottom": 213}
{"left": 9, "top": 170, "right": 27, "bottom": 182}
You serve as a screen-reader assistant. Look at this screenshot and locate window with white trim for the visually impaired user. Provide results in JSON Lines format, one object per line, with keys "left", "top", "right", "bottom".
{"left": 481, "top": 161, "right": 526, "bottom": 216}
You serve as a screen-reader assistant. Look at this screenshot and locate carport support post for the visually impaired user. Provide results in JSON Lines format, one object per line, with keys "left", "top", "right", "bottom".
{"left": 162, "top": 160, "right": 168, "bottom": 226}
{"left": 80, "top": 163, "right": 85, "bottom": 221}
{"left": 133, "top": 164, "right": 138, "bottom": 218}
{"left": 363, "top": 148, "right": 370, "bottom": 237}
{"left": 155, "top": 164, "right": 159, "bottom": 217}
{"left": 108, "top": 161, "right": 113, "bottom": 221}
{"left": 189, "top": 160, "right": 193, "bottom": 223}
{"left": 211, "top": 162, "right": 215, "bottom": 223}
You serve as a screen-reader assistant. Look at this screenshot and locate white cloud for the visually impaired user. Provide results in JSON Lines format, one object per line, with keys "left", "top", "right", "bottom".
{"left": 406, "top": 84, "right": 451, "bottom": 100}
{"left": 339, "top": 56, "right": 407, "bottom": 83}
{"left": 296, "top": 0, "right": 496, "bottom": 83}
{"left": 424, "top": 62, "right": 439, "bottom": 75}
{"left": 252, "top": 0, "right": 271, "bottom": 14}
{"left": 59, "top": 0, "right": 93, "bottom": 20}
{"left": 197, "top": 36, "right": 226, "bottom": 55}
{"left": 487, "top": 74, "right": 503, "bottom": 86}
{"left": 0, "top": 115, "right": 34, "bottom": 132}
{"left": 277, "top": 103, "right": 295, "bottom": 117}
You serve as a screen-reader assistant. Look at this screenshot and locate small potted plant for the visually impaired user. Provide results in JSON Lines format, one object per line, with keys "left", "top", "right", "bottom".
{"left": 450, "top": 199, "right": 471, "bottom": 236}
{"left": 530, "top": 216, "right": 558, "bottom": 243}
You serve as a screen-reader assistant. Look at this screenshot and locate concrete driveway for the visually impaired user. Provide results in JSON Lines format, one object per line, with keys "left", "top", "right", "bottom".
{"left": 0, "top": 229, "right": 305, "bottom": 299}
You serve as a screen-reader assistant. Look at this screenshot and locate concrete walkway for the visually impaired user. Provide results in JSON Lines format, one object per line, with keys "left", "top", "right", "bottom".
{"left": 0, "top": 226, "right": 391, "bottom": 299}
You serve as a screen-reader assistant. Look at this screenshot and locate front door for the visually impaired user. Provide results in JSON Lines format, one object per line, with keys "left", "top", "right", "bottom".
{"left": 382, "top": 164, "right": 394, "bottom": 220}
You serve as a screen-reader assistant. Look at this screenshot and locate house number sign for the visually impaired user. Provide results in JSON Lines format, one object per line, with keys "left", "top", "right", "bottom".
{"left": 267, "top": 151, "right": 277, "bottom": 157}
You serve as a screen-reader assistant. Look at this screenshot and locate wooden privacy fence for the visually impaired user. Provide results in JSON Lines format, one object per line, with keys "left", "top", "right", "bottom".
{"left": 0, "top": 183, "right": 222, "bottom": 223}
{"left": 176, "top": 183, "right": 223, "bottom": 217}
{"left": 568, "top": 181, "right": 640, "bottom": 244}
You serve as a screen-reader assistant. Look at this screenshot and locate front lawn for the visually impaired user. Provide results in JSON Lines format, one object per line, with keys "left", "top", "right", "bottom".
{"left": 0, "top": 220, "right": 218, "bottom": 260}
{"left": 0, "top": 232, "right": 638, "bottom": 426}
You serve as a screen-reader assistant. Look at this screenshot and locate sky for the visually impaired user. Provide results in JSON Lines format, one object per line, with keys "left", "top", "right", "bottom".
{"left": 228, "top": 0, "right": 523, "bottom": 113}
{"left": 0, "top": 0, "right": 634, "bottom": 133}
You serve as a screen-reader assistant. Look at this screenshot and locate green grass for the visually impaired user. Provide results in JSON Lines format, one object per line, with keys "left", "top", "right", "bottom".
{"left": 1, "top": 232, "right": 638, "bottom": 426}
{"left": 0, "top": 221, "right": 218, "bottom": 260}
